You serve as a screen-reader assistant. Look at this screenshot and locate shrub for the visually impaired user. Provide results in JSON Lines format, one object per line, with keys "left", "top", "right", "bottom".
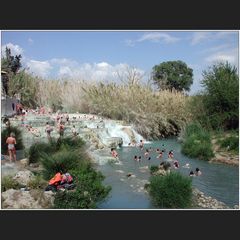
{"left": 150, "top": 165, "right": 159, "bottom": 174}
{"left": 218, "top": 135, "right": 239, "bottom": 153}
{"left": 149, "top": 172, "right": 192, "bottom": 208}
{"left": 27, "top": 141, "right": 57, "bottom": 164}
{"left": 56, "top": 136, "right": 85, "bottom": 151}
{"left": 1, "top": 126, "right": 24, "bottom": 154}
{"left": 181, "top": 122, "right": 214, "bottom": 160}
{"left": 53, "top": 163, "right": 111, "bottom": 209}
{"left": 40, "top": 150, "right": 82, "bottom": 180}
{"left": 27, "top": 137, "right": 85, "bottom": 164}
{"left": 1, "top": 176, "right": 22, "bottom": 192}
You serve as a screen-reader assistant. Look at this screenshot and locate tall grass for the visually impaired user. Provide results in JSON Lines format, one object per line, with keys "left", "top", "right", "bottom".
{"left": 81, "top": 83, "right": 191, "bottom": 139}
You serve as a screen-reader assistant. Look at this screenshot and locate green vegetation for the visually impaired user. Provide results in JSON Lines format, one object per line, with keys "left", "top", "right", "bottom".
{"left": 152, "top": 60, "right": 193, "bottom": 91}
{"left": 27, "top": 141, "right": 57, "bottom": 164}
{"left": 149, "top": 165, "right": 159, "bottom": 174}
{"left": 148, "top": 172, "right": 192, "bottom": 208}
{"left": 54, "top": 163, "right": 111, "bottom": 209}
{"left": 217, "top": 133, "right": 239, "bottom": 154}
{"left": 1, "top": 176, "right": 22, "bottom": 192}
{"left": 26, "top": 135, "right": 110, "bottom": 209}
{"left": 181, "top": 122, "right": 214, "bottom": 161}
{"left": 201, "top": 62, "right": 239, "bottom": 130}
{"left": 40, "top": 150, "right": 82, "bottom": 180}
{"left": 1, "top": 126, "right": 24, "bottom": 154}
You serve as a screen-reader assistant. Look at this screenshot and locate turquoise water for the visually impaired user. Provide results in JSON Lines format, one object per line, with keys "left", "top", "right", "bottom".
{"left": 97, "top": 138, "right": 239, "bottom": 209}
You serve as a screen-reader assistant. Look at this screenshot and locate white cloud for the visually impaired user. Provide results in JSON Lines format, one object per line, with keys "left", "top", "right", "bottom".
{"left": 137, "top": 32, "right": 180, "bottom": 43}
{"left": 125, "top": 32, "right": 180, "bottom": 47}
{"left": 205, "top": 48, "right": 238, "bottom": 66}
{"left": 191, "top": 31, "right": 238, "bottom": 45}
{"left": 191, "top": 32, "right": 211, "bottom": 45}
{"left": 54, "top": 59, "right": 145, "bottom": 83}
{"left": 26, "top": 60, "right": 53, "bottom": 78}
{"left": 1, "top": 43, "right": 24, "bottom": 56}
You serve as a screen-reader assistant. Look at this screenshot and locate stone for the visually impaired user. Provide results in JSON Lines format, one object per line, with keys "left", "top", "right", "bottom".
{"left": 13, "top": 170, "right": 35, "bottom": 186}
{"left": 1, "top": 189, "right": 54, "bottom": 209}
{"left": 19, "top": 158, "right": 29, "bottom": 167}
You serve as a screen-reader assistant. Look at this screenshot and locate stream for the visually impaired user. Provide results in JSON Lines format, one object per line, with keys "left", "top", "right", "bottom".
{"left": 97, "top": 138, "right": 239, "bottom": 209}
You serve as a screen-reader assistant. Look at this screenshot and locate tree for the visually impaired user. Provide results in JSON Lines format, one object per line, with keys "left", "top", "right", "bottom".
{"left": 201, "top": 62, "right": 239, "bottom": 130}
{"left": 1, "top": 47, "right": 22, "bottom": 74}
{"left": 152, "top": 60, "right": 193, "bottom": 91}
{"left": 1, "top": 47, "right": 22, "bottom": 96}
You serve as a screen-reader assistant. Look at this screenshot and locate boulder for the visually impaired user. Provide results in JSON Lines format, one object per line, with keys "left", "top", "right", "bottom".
{"left": 19, "top": 158, "right": 29, "bottom": 167}
{"left": 13, "top": 170, "right": 35, "bottom": 186}
{"left": 1, "top": 189, "right": 54, "bottom": 209}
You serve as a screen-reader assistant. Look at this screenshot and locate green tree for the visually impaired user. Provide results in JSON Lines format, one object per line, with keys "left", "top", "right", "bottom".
{"left": 152, "top": 60, "right": 193, "bottom": 91}
{"left": 1, "top": 47, "right": 22, "bottom": 96}
{"left": 201, "top": 62, "right": 239, "bottom": 129}
{"left": 1, "top": 47, "right": 22, "bottom": 74}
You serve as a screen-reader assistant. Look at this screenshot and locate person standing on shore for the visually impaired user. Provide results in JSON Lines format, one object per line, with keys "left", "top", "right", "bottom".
{"left": 6, "top": 132, "right": 17, "bottom": 162}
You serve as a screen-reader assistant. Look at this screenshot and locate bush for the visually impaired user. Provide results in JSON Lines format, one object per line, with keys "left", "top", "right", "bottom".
{"left": 56, "top": 136, "right": 85, "bottom": 151}
{"left": 218, "top": 135, "right": 239, "bottom": 153}
{"left": 53, "top": 163, "right": 111, "bottom": 209}
{"left": 27, "top": 137, "right": 85, "bottom": 164}
{"left": 181, "top": 122, "right": 214, "bottom": 161}
{"left": 40, "top": 150, "right": 81, "bottom": 180}
{"left": 27, "top": 141, "right": 57, "bottom": 164}
{"left": 1, "top": 176, "right": 22, "bottom": 192}
{"left": 150, "top": 165, "right": 159, "bottom": 174}
{"left": 149, "top": 172, "right": 192, "bottom": 208}
{"left": 1, "top": 126, "right": 24, "bottom": 154}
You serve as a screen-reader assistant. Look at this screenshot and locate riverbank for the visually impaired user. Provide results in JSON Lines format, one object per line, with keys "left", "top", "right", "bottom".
{"left": 210, "top": 133, "right": 239, "bottom": 167}
{"left": 192, "top": 188, "right": 238, "bottom": 209}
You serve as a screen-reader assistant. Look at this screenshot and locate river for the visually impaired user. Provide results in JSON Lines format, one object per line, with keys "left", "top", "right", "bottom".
{"left": 97, "top": 138, "right": 239, "bottom": 209}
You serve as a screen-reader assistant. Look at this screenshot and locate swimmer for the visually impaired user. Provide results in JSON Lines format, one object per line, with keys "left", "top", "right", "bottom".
{"left": 195, "top": 168, "right": 202, "bottom": 176}
{"left": 134, "top": 155, "right": 138, "bottom": 161}
{"left": 182, "top": 163, "right": 190, "bottom": 168}
{"left": 111, "top": 148, "right": 118, "bottom": 158}
{"left": 144, "top": 149, "right": 149, "bottom": 157}
{"left": 189, "top": 171, "right": 195, "bottom": 176}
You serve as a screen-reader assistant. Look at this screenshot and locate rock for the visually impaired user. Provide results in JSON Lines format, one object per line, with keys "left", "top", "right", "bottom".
{"left": 13, "top": 170, "right": 35, "bottom": 186}
{"left": 19, "top": 158, "right": 29, "bottom": 167}
{"left": 1, "top": 189, "right": 54, "bottom": 209}
{"left": 105, "top": 137, "right": 123, "bottom": 148}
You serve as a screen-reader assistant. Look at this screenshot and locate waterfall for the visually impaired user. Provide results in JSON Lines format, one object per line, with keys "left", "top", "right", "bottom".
{"left": 103, "top": 120, "right": 146, "bottom": 146}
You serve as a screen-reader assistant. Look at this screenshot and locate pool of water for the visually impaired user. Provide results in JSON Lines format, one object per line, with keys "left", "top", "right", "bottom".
{"left": 97, "top": 138, "right": 239, "bottom": 209}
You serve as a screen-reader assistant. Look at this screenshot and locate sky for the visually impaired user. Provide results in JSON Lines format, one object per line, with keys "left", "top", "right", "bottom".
{"left": 1, "top": 30, "right": 239, "bottom": 94}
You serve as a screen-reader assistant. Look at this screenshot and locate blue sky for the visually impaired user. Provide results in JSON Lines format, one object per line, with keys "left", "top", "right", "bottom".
{"left": 1, "top": 31, "right": 239, "bottom": 94}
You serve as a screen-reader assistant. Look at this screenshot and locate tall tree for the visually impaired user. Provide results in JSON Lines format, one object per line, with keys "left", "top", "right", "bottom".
{"left": 201, "top": 62, "right": 239, "bottom": 129}
{"left": 1, "top": 47, "right": 22, "bottom": 96}
{"left": 152, "top": 60, "right": 193, "bottom": 91}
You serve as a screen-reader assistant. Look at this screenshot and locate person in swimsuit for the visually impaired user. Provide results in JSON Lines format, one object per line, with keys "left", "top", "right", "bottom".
{"left": 6, "top": 132, "right": 17, "bottom": 162}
